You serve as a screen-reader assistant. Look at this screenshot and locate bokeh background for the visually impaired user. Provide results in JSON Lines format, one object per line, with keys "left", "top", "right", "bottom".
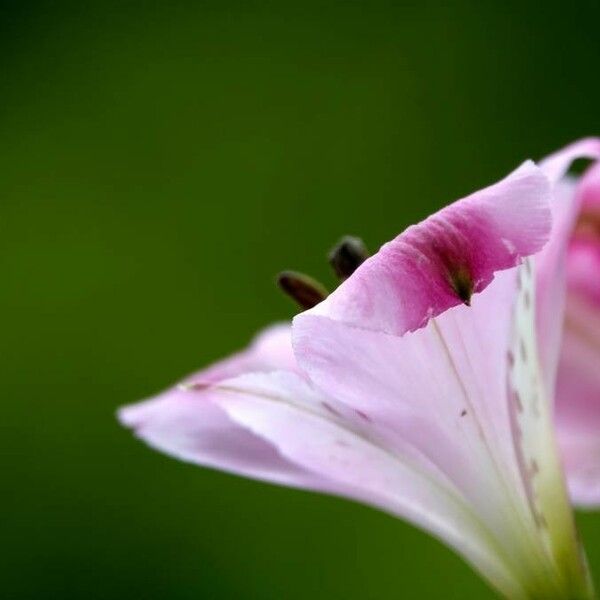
{"left": 2, "top": 1, "right": 600, "bottom": 598}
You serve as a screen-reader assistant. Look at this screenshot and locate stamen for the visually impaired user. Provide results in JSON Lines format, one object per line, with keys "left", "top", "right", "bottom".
{"left": 277, "top": 271, "right": 328, "bottom": 310}
{"left": 328, "top": 236, "right": 369, "bottom": 280}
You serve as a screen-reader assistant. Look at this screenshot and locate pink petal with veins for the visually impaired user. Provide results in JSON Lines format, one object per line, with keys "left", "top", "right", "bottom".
{"left": 307, "top": 161, "right": 551, "bottom": 336}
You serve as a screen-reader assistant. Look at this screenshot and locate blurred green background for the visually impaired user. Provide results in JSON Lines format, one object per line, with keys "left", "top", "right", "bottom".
{"left": 2, "top": 1, "right": 600, "bottom": 598}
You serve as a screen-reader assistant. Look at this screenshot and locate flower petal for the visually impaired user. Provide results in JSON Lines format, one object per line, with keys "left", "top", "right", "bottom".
{"left": 294, "top": 272, "right": 521, "bottom": 503}
{"left": 567, "top": 239, "right": 600, "bottom": 306}
{"left": 556, "top": 296, "right": 600, "bottom": 507}
{"left": 507, "top": 260, "right": 586, "bottom": 595}
{"left": 119, "top": 385, "right": 324, "bottom": 487}
{"left": 536, "top": 140, "right": 600, "bottom": 394}
{"left": 185, "top": 322, "right": 297, "bottom": 383}
{"left": 577, "top": 161, "right": 600, "bottom": 211}
{"left": 535, "top": 140, "right": 600, "bottom": 510}
{"left": 118, "top": 323, "right": 323, "bottom": 487}
{"left": 307, "top": 161, "right": 551, "bottom": 336}
{"left": 213, "top": 370, "right": 525, "bottom": 598}
{"left": 559, "top": 433, "right": 600, "bottom": 509}
{"left": 539, "top": 137, "right": 600, "bottom": 185}
{"left": 294, "top": 258, "right": 592, "bottom": 597}
{"left": 296, "top": 272, "right": 559, "bottom": 592}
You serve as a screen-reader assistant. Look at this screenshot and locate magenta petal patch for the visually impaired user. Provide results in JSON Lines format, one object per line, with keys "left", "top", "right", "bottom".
{"left": 308, "top": 161, "right": 552, "bottom": 336}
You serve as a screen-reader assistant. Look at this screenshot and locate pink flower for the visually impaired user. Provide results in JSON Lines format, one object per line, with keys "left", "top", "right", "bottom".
{"left": 540, "top": 141, "right": 600, "bottom": 509}
{"left": 119, "top": 140, "right": 600, "bottom": 599}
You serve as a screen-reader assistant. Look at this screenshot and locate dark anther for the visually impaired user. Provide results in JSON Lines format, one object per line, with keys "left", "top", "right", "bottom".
{"left": 449, "top": 266, "right": 474, "bottom": 306}
{"left": 277, "top": 271, "right": 328, "bottom": 310}
{"left": 328, "top": 236, "right": 369, "bottom": 280}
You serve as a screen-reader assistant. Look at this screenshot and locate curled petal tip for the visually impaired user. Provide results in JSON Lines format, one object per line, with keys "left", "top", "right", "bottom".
{"left": 307, "top": 160, "right": 551, "bottom": 336}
